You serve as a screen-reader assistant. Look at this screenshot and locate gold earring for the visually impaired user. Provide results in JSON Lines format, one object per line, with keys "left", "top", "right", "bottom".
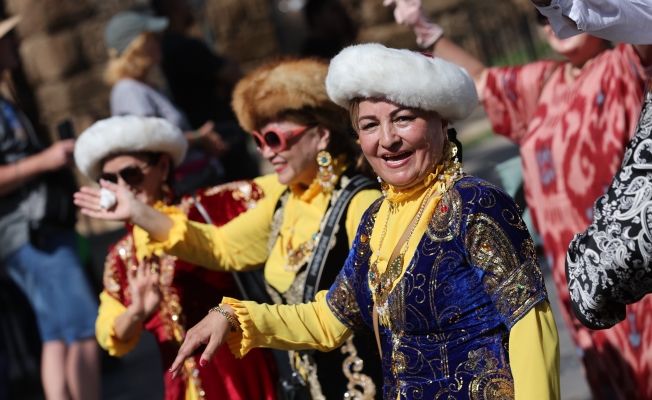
{"left": 440, "top": 141, "right": 463, "bottom": 182}
{"left": 317, "top": 151, "right": 335, "bottom": 194}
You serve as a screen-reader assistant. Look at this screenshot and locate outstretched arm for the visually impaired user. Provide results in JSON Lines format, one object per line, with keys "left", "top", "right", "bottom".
{"left": 169, "top": 291, "right": 351, "bottom": 378}
{"left": 384, "top": 0, "right": 488, "bottom": 98}
{"left": 74, "top": 180, "right": 174, "bottom": 242}
{"left": 0, "top": 139, "right": 75, "bottom": 197}
{"left": 432, "top": 37, "right": 488, "bottom": 99}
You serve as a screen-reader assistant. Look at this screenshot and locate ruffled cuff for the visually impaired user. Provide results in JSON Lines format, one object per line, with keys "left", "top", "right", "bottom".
{"left": 221, "top": 297, "right": 258, "bottom": 359}
{"left": 134, "top": 203, "right": 189, "bottom": 260}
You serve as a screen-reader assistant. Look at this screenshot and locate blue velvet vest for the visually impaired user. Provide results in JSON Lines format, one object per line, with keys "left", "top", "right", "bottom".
{"left": 326, "top": 176, "right": 548, "bottom": 399}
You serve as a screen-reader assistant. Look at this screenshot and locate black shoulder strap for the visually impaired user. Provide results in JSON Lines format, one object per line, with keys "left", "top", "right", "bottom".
{"left": 192, "top": 196, "right": 251, "bottom": 300}
{"left": 302, "top": 175, "right": 376, "bottom": 303}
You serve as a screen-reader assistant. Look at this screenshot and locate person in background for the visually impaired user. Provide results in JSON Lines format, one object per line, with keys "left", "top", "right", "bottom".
{"left": 384, "top": 0, "right": 652, "bottom": 398}
{"left": 300, "top": 0, "right": 358, "bottom": 60}
{"left": 103, "top": 10, "right": 229, "bottom": 196}
{"left": 74, "top": 115, "right": 278, "bottom": 400}
{"left": 529, "top": 0, "right": 652, "bottom": 336}
{"left": 151, "top": 0, "right": 259, "bottom": 182}
{"left": 0, "top": 15, "right": 100, "bottom": 400}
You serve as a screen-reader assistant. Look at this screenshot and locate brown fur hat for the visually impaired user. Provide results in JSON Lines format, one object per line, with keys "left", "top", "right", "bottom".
{"left": 231, "top": 58, "right": 343, "bottom": 132}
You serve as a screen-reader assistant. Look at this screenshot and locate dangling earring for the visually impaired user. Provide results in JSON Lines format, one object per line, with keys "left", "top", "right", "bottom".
{"left": 317, "top": 151, "right": 336, "bottom": 194}
{"left": 376, "top": 174, "right": 389, "bottom": 197}
{"left": 440, "top": 141, "right": 463, "bottom": 182}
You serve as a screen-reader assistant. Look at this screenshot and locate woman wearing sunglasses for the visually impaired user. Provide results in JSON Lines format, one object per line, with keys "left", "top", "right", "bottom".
{"left": 73, "top": 115, "right": 278, "bottom": 400}
{"left": 75, "top": 59, "right": 384, "bottom": 400}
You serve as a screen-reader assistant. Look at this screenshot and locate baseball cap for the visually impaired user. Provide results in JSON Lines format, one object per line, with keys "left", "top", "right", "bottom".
{"left": 104, "top": 11, "right": 169, "bottom": 56}
{"left": 0, "top": 15, "right": 21, "bottom": 39}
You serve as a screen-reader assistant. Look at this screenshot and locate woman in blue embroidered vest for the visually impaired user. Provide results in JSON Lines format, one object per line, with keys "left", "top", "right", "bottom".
{"left": 86, "top": 44, "right": 561, "bottom": 399}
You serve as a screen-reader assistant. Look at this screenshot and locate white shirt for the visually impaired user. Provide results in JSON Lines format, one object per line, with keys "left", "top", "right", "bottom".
{"left": 534, "top": 0, "right": 652, "bottom": 44}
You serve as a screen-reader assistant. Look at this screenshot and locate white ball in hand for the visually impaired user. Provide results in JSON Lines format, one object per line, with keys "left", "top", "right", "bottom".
{"left": 99, "top": 187, "right": 117, "bottom": 210}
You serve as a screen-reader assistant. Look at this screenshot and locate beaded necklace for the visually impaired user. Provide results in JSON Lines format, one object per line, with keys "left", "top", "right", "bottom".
{"left": 369, "top": 153, "right": 464, "bottom": 328}
{"left": 368, "top": 183, "right": 436, "bottom": 327}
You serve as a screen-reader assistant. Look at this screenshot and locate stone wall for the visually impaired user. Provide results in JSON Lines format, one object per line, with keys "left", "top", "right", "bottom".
{"left": 5, "top": 0, "right": 155, "bottom": 142}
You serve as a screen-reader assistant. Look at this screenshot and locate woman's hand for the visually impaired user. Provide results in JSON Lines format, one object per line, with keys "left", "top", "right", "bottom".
{"left": 128, "top": 258, "right": 162, "bottom": 321}
{"left": 113, "top": 258, "right": 162, "bottom": 342}
{"left": 186, "top": 121, "right": 230, "bottom": 158}
{"left": 74, "top": 179, "right": 139, "bottom": 222}
{"left": 38, "top": 139, "right": 76, "bottom": 171}
{"left": 169, "top": 306, "right": 235, "bottom": 378}
{"left": 383, "top": 0, "right": 443, "bottom": 48}
{"left": 75, "top": 179, "right": 174, "bottom": 242}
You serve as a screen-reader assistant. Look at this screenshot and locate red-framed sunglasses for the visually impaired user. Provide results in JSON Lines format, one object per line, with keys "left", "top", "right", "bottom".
{"left": 251, "top": 126, "right": 311, "bottom": 153}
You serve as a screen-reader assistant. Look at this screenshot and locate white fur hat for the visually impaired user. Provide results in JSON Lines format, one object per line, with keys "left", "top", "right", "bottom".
{"left": 325, "top": 43, "right": 478, "bottom": 121}
{"left": 74, "top": 115, "right": 188, "bottom": 180}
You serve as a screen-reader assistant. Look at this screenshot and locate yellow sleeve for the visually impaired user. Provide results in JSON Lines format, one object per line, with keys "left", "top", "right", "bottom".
{"left": 510, "top": 301, "right": 560, "bottom": 400}
{"left": 133, "top": 174, "right": 287, "bottom": 270}
{"left": 344, "top": 188, "right": 382, "bottom": 247}
{"left": 95, "top": 291, "right": 141, "bottom": 357}
{"left": 221, "top": 290, "right": 352, "bottom": 358}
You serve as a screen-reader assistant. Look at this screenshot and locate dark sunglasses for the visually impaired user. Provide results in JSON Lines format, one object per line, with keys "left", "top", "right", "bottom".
{"left": 98, "top": 165, "right": 150, "bottom": 186}
{"left": 251, "top": 126, "right": 311, "bottom": 153}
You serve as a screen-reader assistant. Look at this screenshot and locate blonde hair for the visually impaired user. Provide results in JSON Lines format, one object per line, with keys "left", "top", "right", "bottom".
{"left": 104, "top": 32, "right": 157, "bottom": 86}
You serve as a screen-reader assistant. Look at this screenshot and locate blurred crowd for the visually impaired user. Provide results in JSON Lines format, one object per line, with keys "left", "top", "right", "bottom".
{"left": 2, "top": 0, "right": 652, "bottom": 399}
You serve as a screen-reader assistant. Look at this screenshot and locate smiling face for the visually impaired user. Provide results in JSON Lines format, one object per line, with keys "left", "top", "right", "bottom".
{"left": 356, "top": 99, "right": 447, "bottom": 190}
{"left": 101, "top": 153, "right": 170, "bottom": 205}
{"left": 256, "top": 120, "right": 330, "bottom": 187}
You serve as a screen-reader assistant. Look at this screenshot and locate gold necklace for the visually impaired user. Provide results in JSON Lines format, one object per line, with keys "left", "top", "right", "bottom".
{"left": 283, "top": 197, "right": 320, "bottom": 273}
{"left": 368, "top": 183, "right": 436, "bottom": 327}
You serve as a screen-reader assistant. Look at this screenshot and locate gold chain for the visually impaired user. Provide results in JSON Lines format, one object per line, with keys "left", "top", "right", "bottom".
{"left": 368, "top": 183, "right": 437, "bottom": 327}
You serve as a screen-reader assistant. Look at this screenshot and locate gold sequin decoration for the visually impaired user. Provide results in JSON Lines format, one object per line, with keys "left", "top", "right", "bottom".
{"left": 465, "top": 213, "right": 545, "bottom": 327}
{"left": 327, "top": 273, "right": 364, "bottom": 330}
{"left": 426, "top": 186, "right": 462, "bottom": 242}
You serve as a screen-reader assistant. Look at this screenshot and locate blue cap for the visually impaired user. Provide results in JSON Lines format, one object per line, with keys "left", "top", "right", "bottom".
{"left": 104, "top": 11, "right": 168, "bottom": 56}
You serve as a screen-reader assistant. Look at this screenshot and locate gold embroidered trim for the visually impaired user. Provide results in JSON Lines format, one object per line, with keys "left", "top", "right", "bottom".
{"left": 427, "top": 186, "right": 463, "bottom": 242}
{"left": 204, "top": 180, "right": 261, "bottom": 209}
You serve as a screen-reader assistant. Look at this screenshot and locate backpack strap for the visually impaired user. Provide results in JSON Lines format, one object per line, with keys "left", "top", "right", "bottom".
{"left": 302, "top": 174, "right": 376, "bottom": 303}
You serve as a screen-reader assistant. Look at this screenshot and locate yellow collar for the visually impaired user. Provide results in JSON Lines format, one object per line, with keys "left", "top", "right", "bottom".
{"left": 290, "top": 154, "right": 348, "bottom": 202}
{"left": 385, "top": 164, "right": 445, "bottom": 205}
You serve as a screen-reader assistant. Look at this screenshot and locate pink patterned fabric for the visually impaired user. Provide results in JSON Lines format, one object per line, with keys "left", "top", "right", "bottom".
{"left": 484, "top": 44, "right": 652, "bottom": 399}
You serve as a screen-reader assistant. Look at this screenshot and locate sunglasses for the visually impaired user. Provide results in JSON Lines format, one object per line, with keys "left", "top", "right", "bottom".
{"left": 251, "top": 126, "right": 311, "bottom": 153}
{"left": 98, "top": 165, "right": 150, "bottom": 186}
